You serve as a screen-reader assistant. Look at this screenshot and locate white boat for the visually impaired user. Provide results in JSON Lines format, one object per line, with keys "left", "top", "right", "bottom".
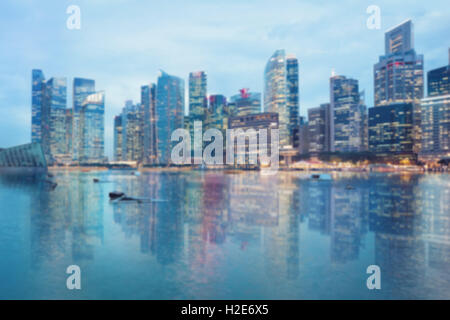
{"left": 309, "top": 173, "right": 332, "bottom": 181}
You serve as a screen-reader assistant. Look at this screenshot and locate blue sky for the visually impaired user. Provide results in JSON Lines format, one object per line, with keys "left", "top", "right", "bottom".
{"left": 0, "top": 0, "right": 449, "bottom": 158}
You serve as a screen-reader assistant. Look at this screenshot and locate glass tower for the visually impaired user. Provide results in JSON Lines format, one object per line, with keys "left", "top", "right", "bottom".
{"left": 155, "top": 70, "right": 185, "bottom": 164}
{"left": 264, "top": 50, "right": 299, "bottom": 148}
{"left": 329, "top": 75, "right": 365, "bottom": 152}
{"left": 31, "top": 69, "right": 45, "bottom": 144}
{"left": 142, "top": 84, "right": 157, "bottom": 164}
{"left": 79, "top": 92, "right": 105, "bottom": 163}
{"left": 428, "top": 65, "right": 450, "bottom": 97}
{"left": 189, "top": 71, "right": 207, "bottom": 119}
{"left": 374, "top": 20, "right": 424, "bottom": 153}
{"left": 308, "top": 103, "right": 330, "bottom": 154}
{"left": 420, "top": 95, "right": 450, "bottom": 160}
{"left": 287, "top": 55, "right": 299, "bottom": 144}
{"left": 42, "top": 77, "right": 67, "bottom": 163}
{"left": 113, "top": 115, "right": 123, "bottom": 161}
{"left": 73, "top": 78, "right": 95, "bottom": 161}
{"left": 368, "top": 103, "right": 415, "bottom": 161}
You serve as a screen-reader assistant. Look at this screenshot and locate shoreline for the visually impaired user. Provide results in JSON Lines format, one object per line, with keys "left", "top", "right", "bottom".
{"left": 44, "top": 166, "right": 448, "bottom": 173}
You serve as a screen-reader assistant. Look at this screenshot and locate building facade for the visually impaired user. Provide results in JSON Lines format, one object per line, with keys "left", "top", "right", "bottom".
{"left": 374, "top": 20, "right": 424, "bottom": 153}
{"left": 287, "top": 55, "right": 300, "bottom": 146}
{"left": 142, "top": 84, "right": 157, "bottom": 164}
{"left": 113, "top": 115, "right": 123, "bottom": 161}
{"left": 155, "top": 70, "right": 185, "bottom": 164}
{"left": 264, "top": 50, "right": 299, "bottom": 148}
{"left": 31, "top": 69, "right": 45, "bottom": 144}
{"left": 308, "top": 103, "right": 331, "bottom": 154}
{"left": 79, "top": 91, "right": 105, "bottom": 163}
{"left": 72, "top": 78, "right": 96, "bottom": 161}
{"left": 427, "top": 64, "right": 450, "bottom": 97}
{"left": 368, "top": 103, "right": 415, "bottom": 161}
{"left": 420, "top": 95, "right": 450, "bottom": 161}
{"left": 329, "top": 75, "right": 365, "bottom": 152}
{"left": 42, "top": 77, "right": 67, "bottom": 163}
{"left": 0, "top": 143, "right": 47, "bottom": 169}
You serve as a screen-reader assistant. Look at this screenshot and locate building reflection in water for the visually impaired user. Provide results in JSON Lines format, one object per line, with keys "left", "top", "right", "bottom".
{"left": 29, "top": 172, "right": 104, "bottom": 268}
{"left": 3, "top": 169, "right": 448, "bottom": 299}
{"left": 299, "top": 173, "right": 369, "bottom": 264}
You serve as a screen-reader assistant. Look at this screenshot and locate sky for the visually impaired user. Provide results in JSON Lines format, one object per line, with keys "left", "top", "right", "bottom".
{"left": 0, "top": 0, "right": 449, "bottom": 159}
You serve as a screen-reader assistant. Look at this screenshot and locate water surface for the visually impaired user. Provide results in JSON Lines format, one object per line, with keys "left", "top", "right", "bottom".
{"left": 0, "top": 171, "right": 449, "bottom": 299}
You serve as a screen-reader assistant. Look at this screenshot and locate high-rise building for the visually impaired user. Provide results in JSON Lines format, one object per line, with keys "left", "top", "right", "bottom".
{"left": 420, "top": 95, "right": 450, "bottom": 161}
{"left": 374, "top": 20, "right": 424, "bottom": 152}
{"left": 206, "top": 94, "right": 229, "bottom": 134}
{"left": 31, "top": 69, "right": 45, "bottom": 143}
{"left": 155, "top": 70, "right": 185, "bottom": 164}
{"left": 419, "top": 51, "right": 450, "bottom": 162}
{"left": 329, "top": 75, "right": 365, "bottom": 152}
{"left": 368, "top": 103, "right": 415, "bottom": 161}
{"left": 113, "top": 115, "right": 123, "bottom": 161}
{"left": 384, "top": 19, "right": 413, "bottom": 55}
{"left": 186, "top": 71, "right": 207, "bottom": 158}
{"left": 142, "top": 84, "right": 157, "bottom": 164}
{"left": 42, "top": 77, "right": 67, "bottom": 163}
{"left": 230, "top": 89, "right": 261, "bottom": 116}
{"left": 427, "top": 52, "right": 450, "bottom": 97}
{"left": 188, "top": 71, "right": 207, "bottom": 119}
{"left": 264, "top": 50, "right": 299, "bottom": 148}
{"left": 120, "top": 101, "right": 141, "bottom": 162}
{"left": 287, "top": 55, "right": 300, "bottom": 143}
{"left": 298, "top": 117, "right": 309, "bottom": 155}
{"left": 73, "top": 78, "right": 95, "bottom": 161}
{"left": 308, "top": 103, "right": 331, "bottom": 154}
{"left": 79, "top": 91, "right": 105, "bottom": 163}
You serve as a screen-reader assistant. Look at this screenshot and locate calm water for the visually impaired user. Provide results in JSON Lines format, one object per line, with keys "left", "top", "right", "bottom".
{"left": 0, "top": 170, "right": 449, "bottom": 300}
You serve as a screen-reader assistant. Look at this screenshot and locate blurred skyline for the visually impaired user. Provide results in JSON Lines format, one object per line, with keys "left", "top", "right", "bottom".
{"left": 0, "top": 0, "right": 449, "bottom": 158}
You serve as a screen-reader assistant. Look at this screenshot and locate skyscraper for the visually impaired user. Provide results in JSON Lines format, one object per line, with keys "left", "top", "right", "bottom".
{"left": 42, "top": 77, "right": 67, "bottom": 163}
{"left": 113, "top": 115, "right": 123, "bottom": 161}
{"left": 264, "top": 50, "right": 299, "bottom": 148}
{"left": 420, "top": 95, "right": 450, "bottom": 161}
{"left": 155, "top": 70, "right": 185, "bottom": 164}
{"left": 427, "top": 51, "right": 450, "bottom": 97}
{"left": 79, "top": 91, "right": 105, "bottom": 163}
{"left": 188, "top": 71, "right": 207, "bottom": 119}
{"left": 374, "top": 20, "right": 424, "bottom": 152}
{"left": 206, "top": 94, "right": 229, "bottom": 134}
{"left": 329, "top": 75, "right": 365, "bottom": 152}
{"left": 308, "top": 103, "right": 331, "bottom": 154}
{"left": 230, "top": 89, "right": 261, "bottom": 116}
{"left": 287, "top": 55, "right": 300, "bottom": 143}
{"left": 420, "top": 51, "right": 450, "bottom": 162}
{"left": 142, "top": 84, "right": 157, "bottom": 164}
{"left": 73, "top": 78, "right": 95, "bottom": 161}
{"left": 120, "top": 101, "right": 141, "bottom": 161}
{"left": 31, "top": 69, "right": 45, "bottom": 143}
{"left": 186, "top": 71, "right": 207, "bottom": 159}
{"left": 368, "top": 103, "right": 415, "bottom": 161}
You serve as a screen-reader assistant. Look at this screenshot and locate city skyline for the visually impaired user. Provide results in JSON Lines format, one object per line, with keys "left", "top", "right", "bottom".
{"left": 0, "top": 1, "right": 449, "bottom": 159}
